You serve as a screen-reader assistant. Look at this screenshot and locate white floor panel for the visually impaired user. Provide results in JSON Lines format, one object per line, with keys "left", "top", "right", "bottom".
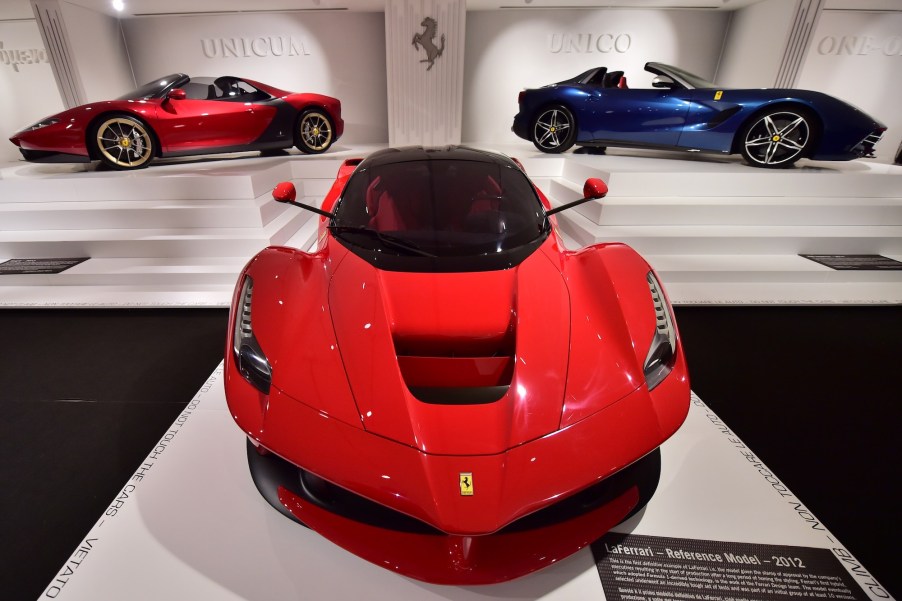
{"left": 1, "top": 144, "right": 901, "bottom": 307}
{"left": 41, "top": 366, "right": 892, "bottom": 601}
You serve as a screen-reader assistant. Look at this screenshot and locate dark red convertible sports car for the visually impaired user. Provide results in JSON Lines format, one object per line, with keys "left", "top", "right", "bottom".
{"left": 225, "top": 146, "right": 690, "bottom": 584}
{"left": 9, "top": 74, "right": 343, "bottom": 170}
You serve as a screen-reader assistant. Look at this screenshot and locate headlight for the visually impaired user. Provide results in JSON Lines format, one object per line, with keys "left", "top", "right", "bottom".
{"left": 26, "top": 118, "right": 60, "bottom": 131}
{"left": 233, "top": 276, "right": 272, "bottom": 394}
{"left": 643, "top": 271, "right": 676, "bottom": 391}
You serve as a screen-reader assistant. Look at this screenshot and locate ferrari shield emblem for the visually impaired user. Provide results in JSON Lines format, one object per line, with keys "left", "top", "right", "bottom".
{"left": 714, "top": 90, "right": 723, "bottom": 100}
{"left": 459, "top": 472, "right": 474, "bottom": 496}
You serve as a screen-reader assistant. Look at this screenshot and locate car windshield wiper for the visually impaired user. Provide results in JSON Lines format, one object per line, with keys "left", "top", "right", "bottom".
{"left": 329, "top": 225, "right": 437, "bottom": 258}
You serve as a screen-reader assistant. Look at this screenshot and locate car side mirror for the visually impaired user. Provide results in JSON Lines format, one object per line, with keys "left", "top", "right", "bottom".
{"left": 167, "top": 88, "right": 187, "bottom": 100}
{"left": 546, "top": 177, "right": 609, "bottom": 216}
{"left": 273, "top": 182, "right": 297, "bottom": 203}
{"left": 652, "top": 75, "right": 676, "bottom": 89}
{"left": 583, "top": 177, "right": 608, "bottom": 199}
{"left": 272, "top": 181, "right": 337, "bottom": 219}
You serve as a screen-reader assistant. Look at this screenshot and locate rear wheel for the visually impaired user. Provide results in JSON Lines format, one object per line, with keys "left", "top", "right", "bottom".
{"left": 739, "top": 109, "right": 813, "bottom": 168}
{"left": 531, "top": 105, "right": 576, "bottom": 153}
{"left": 92, "top": 115, "right": 155, "bottom": 170}
{"left": 295, "top": 109, "right": 334, "bottom": 154}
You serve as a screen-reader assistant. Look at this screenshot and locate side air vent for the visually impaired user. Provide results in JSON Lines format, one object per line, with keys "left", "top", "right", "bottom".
{"left": 644, "top": 272, "right": 676, "bottom": 391}
{"left": 705, "top": 106, "right": 741, "bottom": 129}
{"left": 233, "top": 276, "right": 272, "bottom": 394}
{"left": 853, "top": 129, "right": 885, "bottom": 158}
{"left": 237, "top": 279, "right": 254, "bottom": 340}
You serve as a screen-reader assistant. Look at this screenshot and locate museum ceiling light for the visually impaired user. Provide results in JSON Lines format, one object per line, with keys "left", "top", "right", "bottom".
{"left": 112, "top": 0, "right": 124, "bottom": 11}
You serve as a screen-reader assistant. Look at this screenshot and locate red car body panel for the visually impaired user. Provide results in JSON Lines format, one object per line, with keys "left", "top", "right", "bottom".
{"left": 10, "top": 100, "right": 158, "bottom": 157}
{"left": 152, "top": 98, "right": 276, "bottom": 152}
{"left": 9, "top": 75, "right": 342, "bottom": 165}
{"left": 225, "top": 149, "right": 690, "bottom": 583}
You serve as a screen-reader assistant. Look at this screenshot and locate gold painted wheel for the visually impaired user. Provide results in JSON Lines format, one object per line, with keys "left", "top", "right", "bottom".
{"left": 94, "top": 116, "right": 154, "bottom": 169}
{"left": 296, "top": 110, "right": 334, "bottom": 154}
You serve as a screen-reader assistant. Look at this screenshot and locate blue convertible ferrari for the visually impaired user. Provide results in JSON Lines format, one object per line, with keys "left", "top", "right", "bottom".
{"left": 512, "top": 62, "right": 886, "bottom": 168}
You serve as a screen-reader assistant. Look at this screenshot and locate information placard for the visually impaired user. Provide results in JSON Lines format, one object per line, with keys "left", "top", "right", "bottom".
{"left": 800, "top": 254, "right": 902, "bottom": 271}
{"left": 593, "top": 533, "right": 868, "bottom": 601}
{"left": 0, "top": 257, "right": 89, "bottom": 275}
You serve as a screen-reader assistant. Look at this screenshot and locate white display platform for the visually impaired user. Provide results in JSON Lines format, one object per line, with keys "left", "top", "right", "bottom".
{"left": 2, "top": 143, "right": 901, "bottom": 307}
{"left": 41, "top": 367, "right": 893, "bottom": 601}
{"left": 494, "top": 142, "right": 902, "bottom": 306}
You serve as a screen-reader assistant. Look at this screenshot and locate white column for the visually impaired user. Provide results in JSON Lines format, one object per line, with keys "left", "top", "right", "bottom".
{"left": 31, "top": 0, "right": 85, "bottom": 108}
{"left": 774, "top": 0, "right": 825, "bottom": 88}
{"left": 385, "top": 0, "right": 466, "bottom": 147}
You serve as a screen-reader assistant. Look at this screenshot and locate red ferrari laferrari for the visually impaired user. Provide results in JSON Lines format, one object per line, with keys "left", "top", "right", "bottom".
{"left": 9, "top": 74, "right": 343, "bottom": 170}
{"left": 225, "top": 146, "right": 690, "bottom": 584}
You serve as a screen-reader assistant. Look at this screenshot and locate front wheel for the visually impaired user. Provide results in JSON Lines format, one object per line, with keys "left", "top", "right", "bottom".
{"left": 531, "top": 105, "right": 576, "bottom": 153}
{"left": 739, "top": 109, "right": 814, "bottom": 168}
{"left": 295, "top": 109, "right": 334, "bottom": 154}
{"left": 92, "top": 115, "right": 155, "bottom": 170}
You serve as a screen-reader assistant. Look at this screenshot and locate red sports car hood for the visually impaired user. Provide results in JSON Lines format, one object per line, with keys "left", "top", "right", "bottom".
{"left": 326, "top": 246, "right": 641, "bottom": 455}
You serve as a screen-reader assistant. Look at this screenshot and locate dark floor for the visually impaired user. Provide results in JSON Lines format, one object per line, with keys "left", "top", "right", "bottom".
{"left": 0, "top": 309, "right": 228, "bottom": 601}
{"left": 0, "top": 307, "right": 898, "bottom": 600}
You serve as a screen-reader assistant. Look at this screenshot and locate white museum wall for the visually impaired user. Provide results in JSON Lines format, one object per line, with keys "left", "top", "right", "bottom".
{"left": 796, "top": 8, "right": 902, "bottom": 164}
{"left": 57, "top": 0, "right": 134, "bottom": 102}
{"left": 0, "top": 19, "right": 63, "bottom": 162}
{"left": 715, "top": 0, "right": 796, "bottom": 88}
{"left": 121, "top": 12, "right": 388, "bottom": 145}
{"left": 462, "top": 9, "right": 729, "bottom": 144}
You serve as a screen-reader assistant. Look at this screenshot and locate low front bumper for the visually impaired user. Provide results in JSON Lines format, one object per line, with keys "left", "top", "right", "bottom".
{"left": 16, "top": 148, "right": 92, "bottom": 164}
{"left": 228, "top": 347, "right": 688, "bottom": 534}
{"left": 248, "top": 437, "right": 660, "bottom": 584}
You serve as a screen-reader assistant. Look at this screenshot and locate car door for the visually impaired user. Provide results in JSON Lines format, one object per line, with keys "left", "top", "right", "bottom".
{"left": 154, "top": 78, "right": 276, "bottom": 153}
{"left": 587, "top": 87, "right": 692, "bottom": 147}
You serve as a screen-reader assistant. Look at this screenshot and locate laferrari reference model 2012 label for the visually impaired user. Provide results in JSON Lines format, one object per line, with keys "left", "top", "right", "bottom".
{"left": 225, "top": 146, "right": 690, "bottom": 584}
{"left": 9, "top": 73, "right": 343, "bottom": 170}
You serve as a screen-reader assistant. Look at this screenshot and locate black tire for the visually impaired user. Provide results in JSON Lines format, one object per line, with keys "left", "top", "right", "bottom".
{"left": 531, "top": 105, "right": 576, "bottom": 154}
{"left": 295, "top": 108, "right": 335, "bottom": 154}
{"left": 738, "top": 108, "right": 814, "bottom": 168}
{"left": 91, "top": 114, "right": 155, "bottom": 170}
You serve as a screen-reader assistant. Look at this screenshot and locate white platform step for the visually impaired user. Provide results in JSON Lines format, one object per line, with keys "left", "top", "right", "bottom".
{"left": 546, "top": 178, "right": 902, "bottom": 226}
{"left": 555, "top": 209, "right": 902, "bottom": 255}
{"left": 0, "top": 159, "right": 293, "bottom": 202}
{"left": 648, "top": 254, "right": 902, "bottom": 304}
{"left": 2, "top": 144, "right": 901, "bottom": 307}
{"left": 0, "top": 284, "right": 235, "bottom": 307}
{"left": 0, "top": 257, "right": 247, "bottom": 286}
{"left": 0, "top": 204, "right": 313, "bottom": 258}
{"left": 0, "top": 196, "right": 285, "bottom": 231}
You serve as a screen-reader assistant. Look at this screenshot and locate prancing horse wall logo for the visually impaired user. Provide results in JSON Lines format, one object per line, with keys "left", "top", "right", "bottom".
{"left": 412, "top": 17, "right": 445, "bottom": 71}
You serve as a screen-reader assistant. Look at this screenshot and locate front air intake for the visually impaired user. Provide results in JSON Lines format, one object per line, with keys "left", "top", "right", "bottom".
{"left": 394, "top": 329, "right": 515, "bottom": 405}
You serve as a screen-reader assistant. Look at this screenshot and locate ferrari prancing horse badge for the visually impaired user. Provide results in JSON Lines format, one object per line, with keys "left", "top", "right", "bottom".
{"left": 459, "top": 472, "right": 474, "bottom": 496}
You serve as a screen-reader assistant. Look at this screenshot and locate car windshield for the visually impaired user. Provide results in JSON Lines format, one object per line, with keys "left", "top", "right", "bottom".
{"left": 116, "top": 74, "right": 185, "bottom": 100}
{"left": 659, "top": 64, "right": 717, "bottom": 89}
{"left": 333, "top": 159, "right": 549, "bottom": 265}
{"left": 180, "top": 76, "right": 271, "bottom": 101}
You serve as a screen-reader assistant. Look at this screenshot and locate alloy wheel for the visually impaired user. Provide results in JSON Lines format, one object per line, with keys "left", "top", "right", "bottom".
{"left": 96, "top": 117, "right": 153, "bottom": 168}
{"left": 533, "top": 108, "right": 573, "bottom": 151}
{"left": 743, "top": 111, "right": 810, "bottom": 167}
{"left": 299, "top": 112, "right": 333, "bottom": 152}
